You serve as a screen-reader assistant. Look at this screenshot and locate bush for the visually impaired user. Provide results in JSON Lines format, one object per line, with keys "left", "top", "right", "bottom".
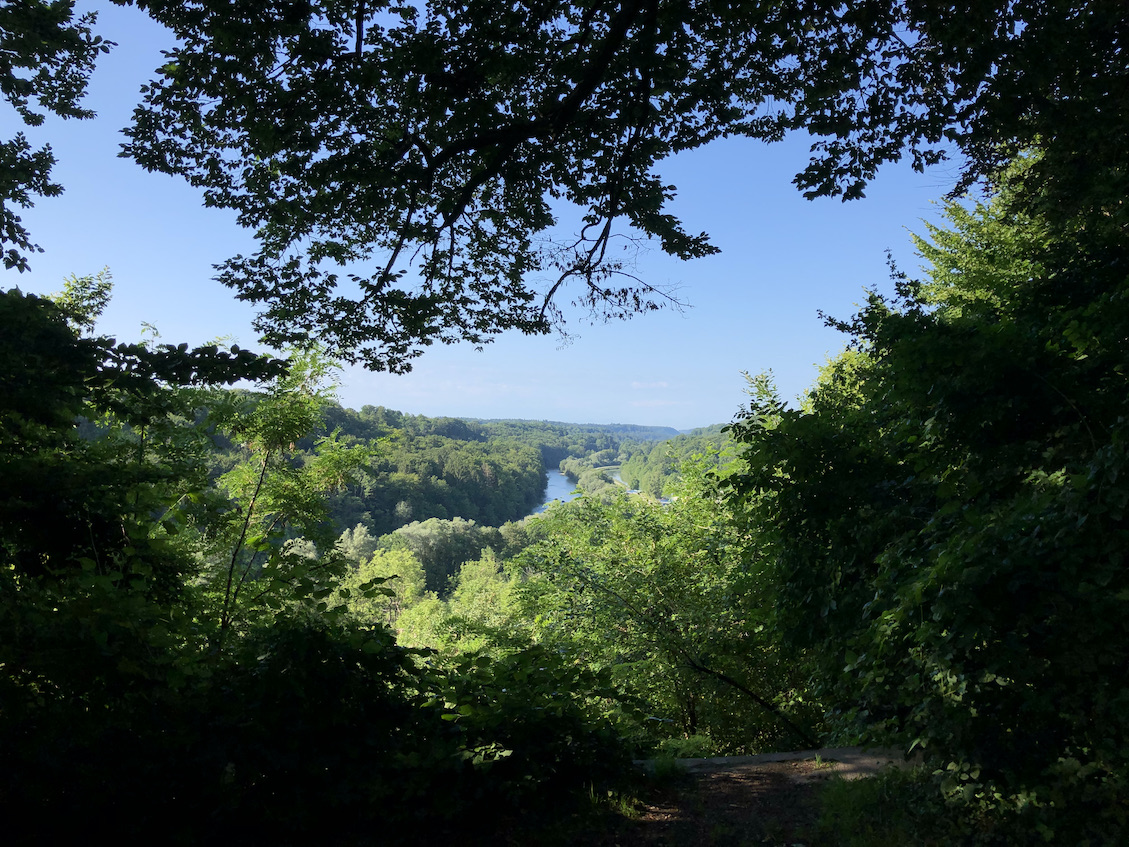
{"left": 0, "top": 617, "right": 632, "bottom": 845}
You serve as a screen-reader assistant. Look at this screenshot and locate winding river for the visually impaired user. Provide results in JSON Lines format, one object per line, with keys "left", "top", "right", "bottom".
{"left": 529, "top": 471, "right": 581, "bottom": 515}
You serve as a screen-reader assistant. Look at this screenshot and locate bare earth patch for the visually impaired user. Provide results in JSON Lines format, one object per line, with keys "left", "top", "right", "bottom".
{"left": 604, "top": 747, "right": 911, "bottom": 847}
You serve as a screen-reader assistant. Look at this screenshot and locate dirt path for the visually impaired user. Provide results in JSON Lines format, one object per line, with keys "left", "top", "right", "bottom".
{"left": 604, "top": 747, "right": 911, "bottom": 847}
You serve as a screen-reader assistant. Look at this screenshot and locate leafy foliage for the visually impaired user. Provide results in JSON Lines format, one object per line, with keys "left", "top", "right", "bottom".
{"left": 189, "top": 350, "right": 377, "bottom": 649}
{"left": 0, "top": 285, "right": 285, "bottom": 583}
{"left": 110, "top": 0, "right": 1125, "bottom": 368}
{"left": 1, "top": 285, "right": 632, "bottom": 844}
{"left": 5, "top": 2, "right": 1125, "bottom": 374}
{"left": 380, "top": 515, "right": 505, "bottom": 595}
{"left": 727, "top": 157, "right": 1129, "bottom": 838}
{"left": 515, "top": 462, "right": 818, "bottom": 754}
{"left": 0, "top": 0, "right": 112, "bottom": 270}
{"left": 337, "top": 546, "right": 427, "bottom": 629}
{"left": 6, "top": 3, "right": 1129, "bottom": 840}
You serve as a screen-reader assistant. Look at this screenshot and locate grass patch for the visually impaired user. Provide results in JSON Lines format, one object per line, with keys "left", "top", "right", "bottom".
{"left": 814, "top": 767, "right": 946, "bottom": 847}
{"left": 815, "top": 763, "right": 1129, "bottom": 846}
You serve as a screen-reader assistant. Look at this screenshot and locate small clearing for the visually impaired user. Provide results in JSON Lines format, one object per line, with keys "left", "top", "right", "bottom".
{"left": 600, "top": 747, "right": 912, "bottom": 847}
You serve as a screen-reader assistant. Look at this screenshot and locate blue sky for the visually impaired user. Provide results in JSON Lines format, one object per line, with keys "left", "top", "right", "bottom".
{"left": 13, "top": 3, "right": 959, "bottom": 431}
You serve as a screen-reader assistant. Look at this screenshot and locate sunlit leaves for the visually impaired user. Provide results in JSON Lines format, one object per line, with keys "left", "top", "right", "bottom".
{"left": 726, "top": 154, "right": 1129, "bottom": 832}
{"left": 190, "top": 349, "right": 376, "bottom": 647}
{"left": 516, "top": 461, "right": 815, "bottom": 752}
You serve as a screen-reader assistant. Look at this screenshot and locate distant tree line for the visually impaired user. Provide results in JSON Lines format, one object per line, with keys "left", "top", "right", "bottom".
{"left": 464, "top": 417, "right": 678, "bottom": 467}
{"left": 11, "top": 1, "right": 1124, "bottom": 841}
{"left": 200, "top": 402, "right": 687, "bottom": 539}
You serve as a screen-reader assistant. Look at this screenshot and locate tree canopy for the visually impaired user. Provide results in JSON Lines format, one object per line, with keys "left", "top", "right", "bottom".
{"left": 5, "top": 1, "right": 1124, "bottom": 368}
{"left": 1, "top": 0, "right": 111, "bottom": 270}
{"left": 725, "top": 154, "right": 1129, "bottom": 837}
{"left": 0, "top": 281, "right": 633, "bottom": 842}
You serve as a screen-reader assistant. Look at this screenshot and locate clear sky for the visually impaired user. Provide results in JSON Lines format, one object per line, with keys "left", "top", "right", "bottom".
{"left": 13, "top": 2, "right": 960, "bottom": 432}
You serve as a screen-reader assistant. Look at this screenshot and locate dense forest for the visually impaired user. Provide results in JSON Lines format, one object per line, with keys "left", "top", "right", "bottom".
{"left": 551, "top": 424, "right": 732, "bottom": 499}
{"left": 315, "top": 405, "right": 677, "bottom": 533}
{"left": 4, "top": 2, "right": 1127, "bottom": 844}
{"left": 206, "top": 397, "right": 699, "bottom": 593}
{"left": 194, "top": 387, "right": 696, "bottom": 532}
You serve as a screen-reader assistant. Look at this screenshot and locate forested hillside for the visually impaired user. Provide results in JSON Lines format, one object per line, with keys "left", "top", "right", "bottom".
{"left": 204, "top": 396, "right": 686, "bottom": 537}
{"left": 4, "top": 2, "right": 1126, "bottom": 845}
{"left": 470, "top": 418, "right": 679, "bottom": 467}
{"left": 551, "top": 424, "right": 733, "bottom": 499}
{"left": 320, "top": 404, "right": 548, "bottom": 532}
{"left": 618, "top": 424, "right": 733, "bottom": 497}
{"left": 314, "top": 405, "right": 683, "bottom": 533}
{"left": 204, "top": 393, "right": 702, "bottom": 597}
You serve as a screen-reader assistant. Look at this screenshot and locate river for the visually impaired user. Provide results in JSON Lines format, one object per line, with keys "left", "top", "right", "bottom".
{"left": 529, "top": 471, "right": 581, "bottom": 515}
